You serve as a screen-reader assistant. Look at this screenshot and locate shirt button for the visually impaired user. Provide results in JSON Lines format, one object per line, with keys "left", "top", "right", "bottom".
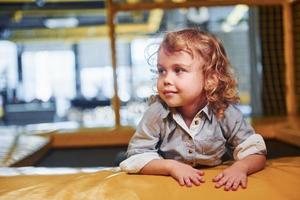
{"left": 188, "top": 149, "right": 193, "bottom": 154}
{"left": 194, "top": 120, "right": 199, "bottom": 125}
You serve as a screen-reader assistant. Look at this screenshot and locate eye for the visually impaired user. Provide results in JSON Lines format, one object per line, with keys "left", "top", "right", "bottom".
{"left": 157, "top": 67, "right": 165, "bottom": 75}
{"left": 174, "top": 67, "right": 185, "bottom": 74}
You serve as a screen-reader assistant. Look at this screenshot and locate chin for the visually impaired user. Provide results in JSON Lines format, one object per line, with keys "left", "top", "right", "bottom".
{"left": 163, "top": 101, "right": 181, "bottom": 108}
{"left": 160, "top": 96, "right": 181, "bottom": 107}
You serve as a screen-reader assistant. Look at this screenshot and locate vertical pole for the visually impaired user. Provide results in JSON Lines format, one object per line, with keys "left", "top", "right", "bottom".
{"left": 107, "top": 0, "right": 121, "bottom": 127}
{"left": 73, "top": 44, "right": 81, "bottom": 96}
{"left": 249, "top": 7, "right": 263, "bottom": 116}
{"left": 283, "top": 1, "right": 297, "bottom": 116}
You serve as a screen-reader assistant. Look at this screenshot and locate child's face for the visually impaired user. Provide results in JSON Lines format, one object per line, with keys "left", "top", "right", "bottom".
{"left": 157, "top": 47, "right": 206, "bottom": 110}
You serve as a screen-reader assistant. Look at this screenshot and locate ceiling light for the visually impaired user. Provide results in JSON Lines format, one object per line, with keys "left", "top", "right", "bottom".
{"left": 221, "top": 5, "right": 249, "bottom": 32}
{"left": 44, "top": 18, "right": 79, "bottom": 29}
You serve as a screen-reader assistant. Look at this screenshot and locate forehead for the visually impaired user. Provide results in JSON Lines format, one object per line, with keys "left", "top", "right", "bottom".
{"left": 157, "top": 47, "right": 203, "bottom": 67}
{"left": 158, "top": 47, "right": 192, "bottom": 59}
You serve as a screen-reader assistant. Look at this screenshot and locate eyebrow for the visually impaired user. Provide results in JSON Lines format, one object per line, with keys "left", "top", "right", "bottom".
{"left": 157, "top": 63, "right": 190, "bottom": 68}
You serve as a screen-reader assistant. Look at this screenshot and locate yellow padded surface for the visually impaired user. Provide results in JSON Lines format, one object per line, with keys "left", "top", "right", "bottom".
{"left": 0, "top": 156, "right": 299, "bottom": 200}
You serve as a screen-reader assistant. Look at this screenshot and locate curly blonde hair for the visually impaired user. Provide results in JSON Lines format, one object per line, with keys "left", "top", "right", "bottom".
{"left": 160, "top": 28, "right": 240, "bottom": 119}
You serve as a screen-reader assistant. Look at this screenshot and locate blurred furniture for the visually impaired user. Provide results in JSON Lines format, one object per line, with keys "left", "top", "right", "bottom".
{"left": 4, "top": 102, "right": 56, "bottom": 125}
{"left": 71, "top": 98, "right": 110, "bottom": 109}
{"left": 0, "top": 132, "right": 50, "bottom": 167}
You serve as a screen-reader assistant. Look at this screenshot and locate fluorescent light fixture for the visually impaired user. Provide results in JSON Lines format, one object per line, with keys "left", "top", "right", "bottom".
{"left": 44, "top": 17, "right": 79, "bottom": 29}
{"left": 222, "top": 5, "right": 249, "bottom": 32}
{"left": 187, "top": 7, "right": 209, "bottom": 24}
{"left": 226, "top": 5, "right": 249, "bottom": 26}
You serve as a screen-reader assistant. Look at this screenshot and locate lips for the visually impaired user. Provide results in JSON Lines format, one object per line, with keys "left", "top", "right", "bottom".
{"left": 163, "top": 90, "right": 177, "bottom": 96}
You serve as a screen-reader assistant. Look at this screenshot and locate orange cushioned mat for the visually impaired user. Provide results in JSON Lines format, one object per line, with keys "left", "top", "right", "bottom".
{"left": 0, "top": 156, "right": 299, "bottom": 200}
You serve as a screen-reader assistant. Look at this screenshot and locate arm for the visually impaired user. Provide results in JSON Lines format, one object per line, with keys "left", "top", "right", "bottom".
{"left": 214, "top": 105, "right": 267, "bottom": 191}
{"left": 213, "top": 154, "right": 266, "bottom": 191}
{"left": 120, "top": 102, "right": 164, "bottom": 173}
{"left": 140, "top": 159, "right": 205, "bottom": 187}
{"left": 121, "top": 101, "right": 205, "bottom": 186}
{"left": 233, "top": 154, "right": 266, "bottom": 175}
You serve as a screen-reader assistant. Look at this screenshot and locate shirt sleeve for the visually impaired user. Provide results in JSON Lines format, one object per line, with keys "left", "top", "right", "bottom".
{"left": 221, "top": 105, "right": 267, "bottom": 160}
{"left": 119, "top": 152, "right": 162, "bottom": 173}
{"left": 119, "top": 101, "right": 165, "bottom": 173}
{"left": 233, "top": 133, "right": 266, "bottom": 160}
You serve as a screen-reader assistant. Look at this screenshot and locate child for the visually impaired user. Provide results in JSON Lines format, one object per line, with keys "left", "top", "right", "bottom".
{"left": 120, "top": 28, "right": 267, "bottom": 191}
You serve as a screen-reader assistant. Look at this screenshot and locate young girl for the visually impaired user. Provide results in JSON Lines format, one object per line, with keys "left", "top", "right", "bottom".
{"left": 120, "top": 28, "right": 267, "bottom": 191}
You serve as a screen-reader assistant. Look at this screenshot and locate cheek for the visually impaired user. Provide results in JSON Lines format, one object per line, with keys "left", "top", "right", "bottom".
{"left": 156, "top": 79, "right": 162, "bottom": 90}
{"left": 176, "top": 79, "right": 189, "bottom": 89}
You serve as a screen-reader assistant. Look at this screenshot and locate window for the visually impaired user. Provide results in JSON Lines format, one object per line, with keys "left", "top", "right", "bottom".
{"left": 22, "top": 50, "right": 76, "bottom": 117}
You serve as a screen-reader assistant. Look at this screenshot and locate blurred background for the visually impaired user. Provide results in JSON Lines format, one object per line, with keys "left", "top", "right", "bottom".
{"left": 0, "top": 0, "right": 298, "bottom": 168}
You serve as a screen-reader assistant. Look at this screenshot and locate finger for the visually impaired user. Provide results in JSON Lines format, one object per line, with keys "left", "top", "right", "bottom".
{"left": 241, "top": 177, "right": 247, "bottom": 189}
{"left": 232, "top": 179, "right": 240, "bottom": 191}
{"left": 190, "top": 176, "right": 201, "bottom": 186}
{"left": 195, "top": 170, "right": 205, "bottom": 182}
{"left": 215, "top": 176, "right": 229, "bottom": 188}
{"left": 213, "top": 172, "right": 224, "bottom": 182}
{"left": 184, "top": 177, "right": 192, "bottom": 187}
{"left": 196, "top": 170, "right": 205, "bottom": 176}
{"left": 178, "top": 177, "right": 185, "bottom": 186}
{"left": 224, "top": 178, "right": 235, "bottom": 191}
{"left": 198, "top": 175, "right": 205, "bottom": 183}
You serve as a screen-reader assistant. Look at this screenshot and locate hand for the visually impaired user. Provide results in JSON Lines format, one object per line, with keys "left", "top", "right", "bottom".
{"left": 168, "top": 160, "right": 205, "bottom": 187}
{"left": 213, "top": 161, "right": 248, "bottom": 191}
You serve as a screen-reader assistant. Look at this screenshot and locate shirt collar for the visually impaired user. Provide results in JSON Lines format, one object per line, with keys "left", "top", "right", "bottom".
{"left": 161, "top": 103, "right": 213, "bottom": 122}
{"left": 201, "top": 104, "right": 213, "bottom": 122}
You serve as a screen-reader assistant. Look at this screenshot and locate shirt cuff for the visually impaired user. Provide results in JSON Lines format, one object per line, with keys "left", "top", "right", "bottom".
{"left": 119, "top": 152, "right": 162, "bottom": 173}
{"left": 233, "top": 134, "right": 267, "bottom": 160}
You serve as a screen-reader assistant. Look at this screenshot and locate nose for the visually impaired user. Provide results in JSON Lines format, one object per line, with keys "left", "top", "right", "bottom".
{"left": 163, "top": 73, "right": 173, "bottom": 86}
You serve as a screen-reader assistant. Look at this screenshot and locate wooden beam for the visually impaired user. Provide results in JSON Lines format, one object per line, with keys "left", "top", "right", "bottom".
{"left": 0, "top": 0, "right": 101, "bottom": 2}
{"left": 113, "top": 0, "right": 284, "bottom": 12}
{"left": 51, "top": 127, "right": 135, "bottom": 148}
{"left": 283, "top": 1, "right": 297, "bottom": 116}
{"left": 9, "top": 24, "right": 158, "bottom": 42}
{"left": 9, "top": 7, "right": 163, "bottom": 42}
{"left": 107, "top": 0, "right": 121, "bottom": 127}
{"left": 16, "top": 9, "right": 106, "bottom": 16}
